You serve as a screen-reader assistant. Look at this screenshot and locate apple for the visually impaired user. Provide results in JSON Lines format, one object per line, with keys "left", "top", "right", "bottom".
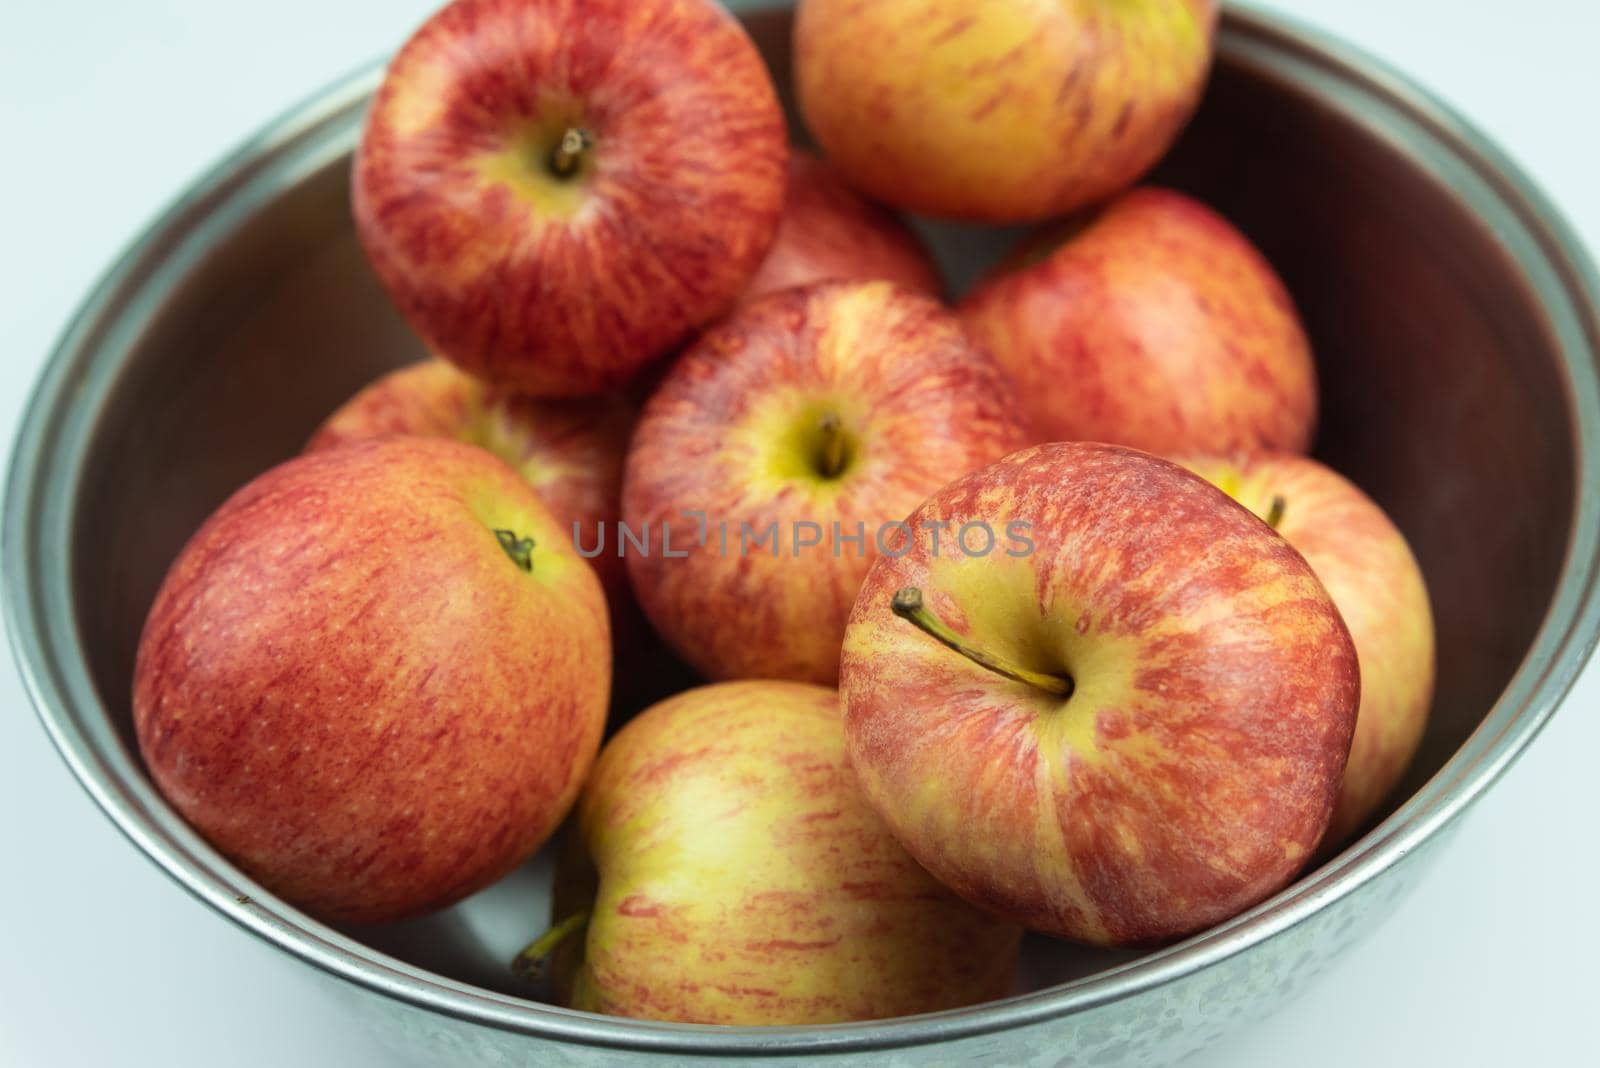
{"left": 621, "top": 280, "right": 1027, "bottom": 684}
{"left": 794, "top": 0, "right": 1218, "bottom": 223}
{"left": 1177, "top": 451, "right": 1435, "bottom": 845}
{"left": 353, "top": 0, "right": 788, "bottom": 397}
{"left": 515, "top": 680, "right": 1021, "bottom": 1023}
{"left": 742, "top": 151, "right": 943, "bottom": 303}
{"left": 133, "top": 438, "right": 610, "bottom": 924}
{"left": 839, "top": 442, "right": 1360, "bottom": 946}
{"left": 305, "top": 359, "right": 678, "bottom": 712}
{"left": 306, "top": 357, "right": 634, "bottom": 613}
{"left": 959, "top": 186, "right": 1318, "bottom": 455}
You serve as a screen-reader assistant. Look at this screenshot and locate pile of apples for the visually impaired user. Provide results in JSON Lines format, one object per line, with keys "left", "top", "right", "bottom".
{"left": 130, "top": 0, "right": 1436, "bottom": 1026}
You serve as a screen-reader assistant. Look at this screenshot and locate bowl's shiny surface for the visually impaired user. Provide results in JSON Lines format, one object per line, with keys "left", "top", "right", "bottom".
{"left": 6, "top": 4, "right": 1600, "bottom": 1065}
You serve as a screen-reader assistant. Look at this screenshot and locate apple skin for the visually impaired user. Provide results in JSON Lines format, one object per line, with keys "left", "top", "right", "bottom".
{"left": 794, "top": 0, "right": 1217, "bottom": 223}
{"left": 839, "top": 442, "right": 1359, "bottom": 946}
{"left": 306, "top": 357, "right": 634, "bottom": 613}
{"left": 959, "top": 187, "right": 1317, "bottom": 455}
{"left": 133, "top": 438, "right": 610, "bottom": 924}
{"left": 742, "top": 151, "right": 943, "bottom": 303}
{"left": 1177, "top": 452, "right": 1435, "bottom": 845}
{"left": 353, "top": 0, "right": 788, "bottom": 397}
{"left": 622, "top": 280, "right": 1027, "bottom": 684}
{"left": 555, "top": 680, "right": 1022, "bottom": 1023}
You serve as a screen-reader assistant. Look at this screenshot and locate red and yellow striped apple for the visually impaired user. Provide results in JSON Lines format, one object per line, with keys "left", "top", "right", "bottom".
{"left": 1178, "top": 452, "right": 1435, "bottom": 845}
{"left": 840, "top": 442, "right": 1360, "bottom": 946}
{"left": 794, "top": 0, "right": 1218, "bottom": 222}
{"left": 133, "top": 438, "right": 610, "bottom": 924}
{"left": 743, "top": 151, "right": 943, "bottom": 303}
{"left": 520, "top": 680, "right": 1021, "bottom": 1023}
{"left": 354, "top": 0, "right": 788, "bottom": 396}
{"left": 307, "top": 357, "right": 634, "bottom": 616}
{"left": 622, "top": 280, "right": 1026, "bottom": 684}
{"left": 959, "top": 187, "right": 1317, "bottom": 455}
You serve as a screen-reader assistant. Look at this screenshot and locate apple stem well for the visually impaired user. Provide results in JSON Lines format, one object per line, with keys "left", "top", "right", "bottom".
{"left": 1266, "top": 495, "right": 1287, "bottom": 531}
{"left": 494, "top": 529, "right": 536, "bottom": 572}
{"left": 891, "top": 587, "right": 1074, "bottom": 698}
{"left": 547, "top": 128, "right": 594, "bottom": 180}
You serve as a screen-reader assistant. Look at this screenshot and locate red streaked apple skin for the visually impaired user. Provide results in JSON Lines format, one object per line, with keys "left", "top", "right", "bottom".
{"left": 565, "top": 681, "right": 1021, "bottom": 1023}
{"left": 742, "top": 152, "right": 943, "bottom": 303}
{"left": 839, "top": 442, "right": 1359, "bottom": 946}
{"left": 1177, "top": 452, "right": 1435, "bottom": 845}
{"left": 794, "top": 0, "right": 1217, "bottom": 222}
{"left": 306, "top": 357, "right": 633, "bottom": 612}
{"left": 133, "top": 438, "right": 610, "bottom": 924}
{"left": 622, "top": 280, "right": 1027, "bottom": 684}
{"left": 959, "top": 187, "right": 1317, "bottom": 454}
{"left": 353, "top": 0, "right": 787, "bottom": 397}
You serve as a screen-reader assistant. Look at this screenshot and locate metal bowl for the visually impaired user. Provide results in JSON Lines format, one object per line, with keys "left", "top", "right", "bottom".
{"left": 7, "top": 4, "right": 1599, "bottom": 1065}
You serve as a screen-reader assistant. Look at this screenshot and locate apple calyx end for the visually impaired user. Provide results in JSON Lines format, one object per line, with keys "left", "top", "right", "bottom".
{"left": 512, "top": 908, "right": 591, "bottom": 982}
{"left": 890, "top": 586, "right": 1074, "bottom": 698}
{"left": 494, "top": 529, "right": 537, "bottom": 572}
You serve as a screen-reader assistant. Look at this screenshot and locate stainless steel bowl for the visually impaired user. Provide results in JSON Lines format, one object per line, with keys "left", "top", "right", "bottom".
{"left": 7, "top": 4, "right": 1599, "bottom": 1065}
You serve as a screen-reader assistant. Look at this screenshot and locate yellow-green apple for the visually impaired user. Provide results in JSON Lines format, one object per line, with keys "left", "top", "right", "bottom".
{"left": 354, "top": 0, "right": 788, "bottom": 397}
{"left": 794, "top": 0, "right": 1218, "bottom": 222}
{"left": 742, "top": 151, "right": 943, "bottom": 303}
{"left": 621, "top": 280, "right": 1027, "bottom": 684}
{"left": 516, "top": 680, "right": 1021, "bottom": 1023}
{"left": 839, "top": 442, "right": 1360, "bottom": 946}
{"left": 1177, "top": 452, "right": 1435, "bottom": 845}
{"left": 133, "top": 438, "right": 610, "bottom": 924}
{"left": 959, "top": 187, "right": 1317, "bottom": 454}
{"left": 306, "top": 357, "right": 634, "bottom": 614}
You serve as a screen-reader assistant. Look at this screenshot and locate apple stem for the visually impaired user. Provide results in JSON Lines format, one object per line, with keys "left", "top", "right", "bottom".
{"left": 511, "top": 909, "right": 591, "bottom": 981}
{"left": 1266, "top": 495, "right": 1287, "bottom": 531}
{"left": 817, "top": 411, "right": 848, "bottom": 479}
{"left": 495, "top": 529, "right": 536, "bottom": 572}
{"left": 548, "top": 127, "right": 594, "bottom": 179}
{"left": 891, "top": 587, "right": 1073, "bottom": 698}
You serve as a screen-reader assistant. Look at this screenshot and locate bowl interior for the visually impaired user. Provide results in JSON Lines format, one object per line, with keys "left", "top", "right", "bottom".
{"left": 61, "top": 9, "right": 1575, "bottom": 999}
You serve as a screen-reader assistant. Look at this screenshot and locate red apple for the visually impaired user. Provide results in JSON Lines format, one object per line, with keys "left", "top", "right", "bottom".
{"left": 622, "top": 280, "right": 1027, "bottom": 684}
{"left": 959, "top": 186, "right": 1317, "bottom": 455}
{"left": 839, "top": 442, "right": 1359, "bottom": 946}
{"left": 519, "top": 680, "right": 1021, "bottom": 1023}
{"left": 353, "top": 0, "right": 788, "bottom": 397}
{"left": 306, "top": 357, "right": 633, "bottom": 613}
{"left": 133, "top": 438, "right": 610, "bottom": 924}
{"left": 1177, "top": 452, "right": 1435, "bottom": 844}
{"left": 794, "top": 0, "right": 1218, "bottom": 222}
{"left": 742, "top": 151, "right": 943, "bottom": 303}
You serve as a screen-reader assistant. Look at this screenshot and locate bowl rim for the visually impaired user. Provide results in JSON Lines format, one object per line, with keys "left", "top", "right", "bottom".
{"left": 6, "top": 2, "right": 1600, "bottom": 1056}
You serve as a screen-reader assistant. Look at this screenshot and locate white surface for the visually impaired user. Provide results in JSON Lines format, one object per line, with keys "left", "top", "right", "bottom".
{"left": 0, "top": 1, "right": 1595, "bottom": 1064}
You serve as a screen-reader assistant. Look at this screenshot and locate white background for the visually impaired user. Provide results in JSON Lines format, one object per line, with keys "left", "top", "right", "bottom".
{"left": 1, "top": 1, "right": 1595, "bottom": 1064}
